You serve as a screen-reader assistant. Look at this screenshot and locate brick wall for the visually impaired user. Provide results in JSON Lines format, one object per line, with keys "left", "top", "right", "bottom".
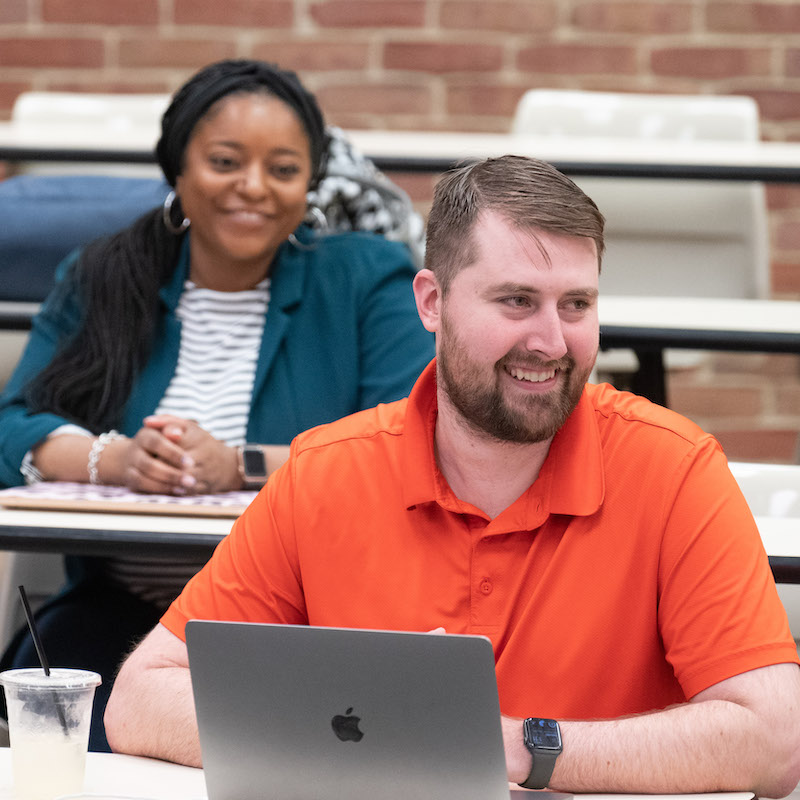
{"left": 1, "top": 0, "right": 799, "bottom": 461}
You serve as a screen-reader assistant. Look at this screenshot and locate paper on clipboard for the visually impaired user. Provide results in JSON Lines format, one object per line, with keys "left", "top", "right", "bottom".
{"left": 0, "top": 482, "right": 259, "bottom": 518}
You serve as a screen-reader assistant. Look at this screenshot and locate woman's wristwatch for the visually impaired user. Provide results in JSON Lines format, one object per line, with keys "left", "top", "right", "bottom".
{"left": 236, "top": 444, "right": 268, "bottom": 488}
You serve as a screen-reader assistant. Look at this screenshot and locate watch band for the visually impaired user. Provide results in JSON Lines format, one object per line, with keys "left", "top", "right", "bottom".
{"left": 520, "top": 717, "right": 562, "bottom": 790}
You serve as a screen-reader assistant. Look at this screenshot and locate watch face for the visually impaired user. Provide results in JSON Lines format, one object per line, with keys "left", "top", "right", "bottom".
{"left": 526, "top": 718, "right": 561, "bottom": 750}
{"left": 242, "top": 446, "right": 267, "bottom": 477}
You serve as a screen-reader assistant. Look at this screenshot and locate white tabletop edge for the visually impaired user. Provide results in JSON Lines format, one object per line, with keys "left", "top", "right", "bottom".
{"left": 598, "top": 296, "right": 800, "bottom": 334}
{"left": 0, "top": 750, "right": 759, "bottom": 800}
{"left": 0, "top": 507, "right": 233, "bottom": 535}
{"left": 4, "top": 121, "right": 800, "bottom": 171}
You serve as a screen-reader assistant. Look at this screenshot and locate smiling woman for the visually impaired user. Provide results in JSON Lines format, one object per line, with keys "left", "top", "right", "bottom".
{"left": 0, "top": 59, "right": 434, "bottom": 751}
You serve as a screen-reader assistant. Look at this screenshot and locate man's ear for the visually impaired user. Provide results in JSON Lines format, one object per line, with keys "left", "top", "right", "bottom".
{"left": 413, "top": 269, "right": 443, "bottom": 333}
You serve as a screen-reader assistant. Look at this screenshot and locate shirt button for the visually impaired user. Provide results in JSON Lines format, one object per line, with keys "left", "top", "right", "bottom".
{"left": 479, "top": 579, "right": 493, "bottom": 595}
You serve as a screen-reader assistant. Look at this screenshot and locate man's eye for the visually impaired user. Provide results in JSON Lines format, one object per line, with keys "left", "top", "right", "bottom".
{"left": 566, "top": 298, "right": 594, "bottom": 312}
{"left": 502, "top": 297, "right": 529, "bottom": 308}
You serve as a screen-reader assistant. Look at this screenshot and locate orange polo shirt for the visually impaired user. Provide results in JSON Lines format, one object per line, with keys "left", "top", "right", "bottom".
{"left": 163, "top": 360, "right": 797, "bottom": 720}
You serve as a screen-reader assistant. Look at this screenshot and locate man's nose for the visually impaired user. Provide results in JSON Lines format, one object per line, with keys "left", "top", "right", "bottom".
{"left": 522, "top": 308, "right": 568, "bottom": 361}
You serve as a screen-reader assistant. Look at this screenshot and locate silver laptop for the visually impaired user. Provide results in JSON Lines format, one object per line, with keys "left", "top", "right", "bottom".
{"left": 186, "top": 620, "right": 571, "bottom": 800}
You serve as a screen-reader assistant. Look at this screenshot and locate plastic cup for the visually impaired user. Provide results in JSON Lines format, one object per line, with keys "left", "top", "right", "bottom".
{"left": 0, "top": 668, "right": 101, "bottom": 800}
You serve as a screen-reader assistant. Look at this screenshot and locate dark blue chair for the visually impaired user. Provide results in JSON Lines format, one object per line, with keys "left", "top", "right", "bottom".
{"left": 0, "top": 174, "right": 170, "bottom": 303}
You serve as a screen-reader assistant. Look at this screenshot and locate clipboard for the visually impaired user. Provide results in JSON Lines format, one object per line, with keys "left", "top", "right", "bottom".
{"left": 0, "top": 482, "right": 258, "bottom": 518}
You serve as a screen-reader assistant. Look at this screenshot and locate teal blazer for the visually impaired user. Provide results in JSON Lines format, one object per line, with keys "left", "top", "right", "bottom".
{"left": 0, "top": 227, "right": 433, "bottom": 487}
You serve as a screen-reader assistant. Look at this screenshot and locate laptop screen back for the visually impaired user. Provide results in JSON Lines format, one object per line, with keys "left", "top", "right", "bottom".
{"left": 186, "top": 621, "right": 513, "bottom": 800}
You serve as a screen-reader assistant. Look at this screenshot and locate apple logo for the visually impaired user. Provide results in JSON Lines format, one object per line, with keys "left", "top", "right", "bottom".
{"left": 331, "top": 707, "right": 364, "bottom": 742}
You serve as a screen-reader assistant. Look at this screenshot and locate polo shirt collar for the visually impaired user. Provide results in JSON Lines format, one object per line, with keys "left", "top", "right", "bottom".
{"left": 401, "top": 360, "right": 605, "bottom": 525}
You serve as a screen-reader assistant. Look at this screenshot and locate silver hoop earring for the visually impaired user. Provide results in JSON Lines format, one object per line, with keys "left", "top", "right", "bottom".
{"left": 304, "top": 204, "right": 328, "bottom": 232}
{"left": 162, "top": 191, "right": 190, "bottom": 235}
{"left": 289, "top": 202, "right": 327, "bottom": 250}
{"left": 288, "top": 232, "right": 316, "bottom": 251}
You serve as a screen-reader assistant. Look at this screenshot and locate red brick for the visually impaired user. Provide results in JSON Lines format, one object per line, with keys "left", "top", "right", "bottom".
{"left": 777, "top": 384, "right": 800, "bottom": 415}
{"left": 384, "top": 42, "right": 503, "bottom": 73}
{"left": 712, "top": 429, "right": 799, "bottom": 463}
{"left": 517, "top": 44, "right": 637, "bottom": 75}
{"left": 440, "top": 2, "right": 558, "bottom": 33}
{"left": 385, "top": 172, "right": 437, "bottom": 204}
{"left": 708, "top": 352, "right": 792, "bottom": 377}
{"left": 252, "top": 40, "right": 369, "bottom": 71}
{"left": 43, "top": 0, "right": 158, "bottom": 24}
{"left": 0, "top": 38, "right": 104, "bottom": 68}
{"left": 748, "top": 89, "right": 800, "bottom": 122}
{"left": 0, "top": 83, "right": 30, "bottom": 115}
{"left": 447, "top": 84, "right": 527, "bottom": 117}
{"left": 772, "top": 261, "right": 800, "bottom": 296}
{"left": 310, "top": 1, "right": 425, "bottom": 27}
{"left": 119, "top": 38, "right": 236, "bottom": 68}
{"left": 670, "top": 386, "right": 763, "bottom": 417}
{"left": 774, "top": 221, "right": 800, "bottom": 250}
{"left": 766, "top": 184, "right": 800, "bottom": 210}
{"left": 708, "top": 2, "right": 800, "bottom": 33}
{"left": 47, "top": 79, "right": 171, "bottom": 94}
{"left": 785, "top": 49, "right": 800, "bottom": 78}
{"left": 574, "top": 2, "right": 692, "bottom": 33}
{"left": 0, "top": 0, "right": 27, "bottom": 23}
{"left": 651, "top": 48, "right": 770, "bottom": 79}
{"left": 174, "top": 0, "right": 293, "bottom": 27}
{"left": 317, "top": 83, "right": 432, "bottom": 115}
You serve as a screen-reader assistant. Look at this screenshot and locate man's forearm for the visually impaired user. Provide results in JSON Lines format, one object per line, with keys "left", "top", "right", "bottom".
{"left": 104, "top": 625, "right": 202, "bottom": 767}
{"left": 505, "top": 665, "right": 800, "bottom": 798}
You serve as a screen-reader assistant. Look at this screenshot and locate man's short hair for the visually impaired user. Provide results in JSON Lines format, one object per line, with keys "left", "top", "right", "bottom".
{"left": 424, "top": 155, "right": 606, "bottom": 294}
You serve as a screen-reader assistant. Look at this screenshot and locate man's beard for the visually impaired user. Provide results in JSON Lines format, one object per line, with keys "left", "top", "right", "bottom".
{"left": 437, "top": 315, "right": 594, "bottom": 445}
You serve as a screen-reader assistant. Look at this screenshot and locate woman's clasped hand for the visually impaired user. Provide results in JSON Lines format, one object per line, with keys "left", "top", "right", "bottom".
{"left": 105, "top": 415, "right": 241, "bottom": 496}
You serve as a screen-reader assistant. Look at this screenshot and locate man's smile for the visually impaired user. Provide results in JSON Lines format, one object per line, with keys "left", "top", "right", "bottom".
{"left": 505, "top": 366, "right": 557, "bottom": 383}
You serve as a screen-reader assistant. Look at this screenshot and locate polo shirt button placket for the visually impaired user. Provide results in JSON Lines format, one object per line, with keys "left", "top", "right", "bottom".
{"left": 479, "top": 579, "right": 493, "bottom": 595}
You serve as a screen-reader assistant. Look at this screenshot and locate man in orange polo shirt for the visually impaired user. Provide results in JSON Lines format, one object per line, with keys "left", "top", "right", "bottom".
{"left": 105, "top": 156, "right": 800, "bottom": 796}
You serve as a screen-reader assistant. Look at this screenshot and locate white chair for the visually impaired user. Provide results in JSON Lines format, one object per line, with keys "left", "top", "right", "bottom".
{"left": 511, "top": 90, "right": 770, "bottom": 392}
{"left": 10, "top": 91, "right": 169, "bottom": 178}
{"left": 729, "top": 461, "right": 800, "bottom": 638}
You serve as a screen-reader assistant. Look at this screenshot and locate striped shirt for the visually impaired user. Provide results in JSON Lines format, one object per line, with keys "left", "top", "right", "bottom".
{"left": 154, "top": 279, "right": 270, "bottom": 445}
{"left": 105, "top": 279, "right": 270, "bottom": 606}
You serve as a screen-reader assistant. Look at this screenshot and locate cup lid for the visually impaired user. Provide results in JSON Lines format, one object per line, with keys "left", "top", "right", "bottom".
{"left": 0, "top": 667, "right": 101, "bottom": 690}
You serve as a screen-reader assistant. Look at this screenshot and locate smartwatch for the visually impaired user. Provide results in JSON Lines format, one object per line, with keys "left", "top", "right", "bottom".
{"left": 520, "top": 717, "right": 562, "bottom": 790}
{"left": 237, "top": 444, "right": 268, "bottom": 488}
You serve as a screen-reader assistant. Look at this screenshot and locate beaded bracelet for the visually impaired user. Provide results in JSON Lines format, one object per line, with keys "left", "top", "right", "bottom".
{"left": 87, "top": 430, "right": 125, "bottom": 485}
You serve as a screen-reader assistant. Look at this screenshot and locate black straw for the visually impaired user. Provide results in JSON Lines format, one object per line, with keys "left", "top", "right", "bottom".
{"left": 17, "top": 586, "right": 51, "bottom": 676}
{"left": 17, "top": 585, "right": 69, "bottom": 735}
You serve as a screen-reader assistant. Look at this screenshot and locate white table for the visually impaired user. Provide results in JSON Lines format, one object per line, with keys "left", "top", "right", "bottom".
{"left": 0, "top": 506, "right": 231, "bottom": 558}
{"left": 0, "top": 749, "right": 206, "bottom": 800}
{"left": 0, "top": 749, "right": 759, "bottom": 800}
{"left": 4, "top": 124, "right": 800, "bottom": 181}
{"left": 597, "top": 296, "right": 800, "bottom": 404}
